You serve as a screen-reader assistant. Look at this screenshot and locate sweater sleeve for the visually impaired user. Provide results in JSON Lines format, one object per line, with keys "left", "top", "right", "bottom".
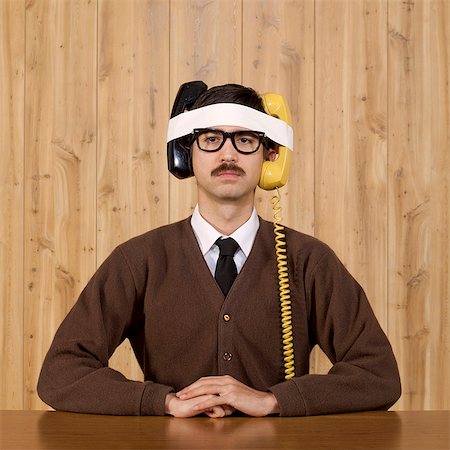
{"left": 269, "top": 247, "right": 401, "bottom": 416}
{"left": 37, "top": 247, "right": 174, "bottom": 415}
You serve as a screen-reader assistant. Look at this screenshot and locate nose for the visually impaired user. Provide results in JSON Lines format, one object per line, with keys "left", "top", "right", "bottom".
{"left": 219, "top": 136, "right": 238, "bottom": 162}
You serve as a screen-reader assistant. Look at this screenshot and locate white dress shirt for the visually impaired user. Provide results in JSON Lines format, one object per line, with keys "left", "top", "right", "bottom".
{"left": 190, "top": 205, "right": 260, "bottom": 276}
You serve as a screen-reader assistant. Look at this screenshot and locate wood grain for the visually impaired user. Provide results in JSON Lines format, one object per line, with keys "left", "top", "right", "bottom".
{"left": 97, "top": 0, "right": 170, "bottom": 380}
{"left": 169, "top": 0, "right": 242, "bottom": 222}
{"left": 388, "top": 0, "right": 450, "bottom": 410}
{"left": 316, "top": 0, "right": 388, "bottom": 323}
{"left": 24, "top": 0, "right": 97, "bottom": 409}
{"left": 1, "top": 410, "right": 449, "bottom": 450}
{"left": 0, "top": 0, "right": 24, "bottom": 410}
{"left": 1, "top": 0, "right": 449, "bottom": 412}
{"left": 314, "top": 0, "right": 388, "bottom": 374}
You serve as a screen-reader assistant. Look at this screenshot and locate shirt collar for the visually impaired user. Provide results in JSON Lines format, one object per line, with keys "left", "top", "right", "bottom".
{"left": 190, "top": 205, "right": 260, "bottom": 257}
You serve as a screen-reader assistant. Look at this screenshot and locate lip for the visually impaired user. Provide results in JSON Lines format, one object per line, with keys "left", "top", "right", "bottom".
{"left": 215, "top": 171, "right": 242, "bottom": 178}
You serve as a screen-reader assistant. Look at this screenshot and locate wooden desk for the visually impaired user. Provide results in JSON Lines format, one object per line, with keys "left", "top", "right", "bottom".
{"left": 0, "top": 410, "right": 448, "bottom": 450}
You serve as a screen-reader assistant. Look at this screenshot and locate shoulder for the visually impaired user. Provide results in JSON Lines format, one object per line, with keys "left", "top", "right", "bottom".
{"left": 258, "top": 217, "right": 336, "bottom": 265}
{"left": 116, "top": 217, "right": 193, "bottom": 263}
{"left": 122, "top": 217, "right": 191, "bottom": 246}
{"left": 259, "top": 218, "right": 362, "bottom": 294}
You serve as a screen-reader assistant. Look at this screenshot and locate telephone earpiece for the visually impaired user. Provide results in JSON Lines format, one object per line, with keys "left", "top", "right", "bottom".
{"left": 259, "top": 93, "right": 293, "bottom": 190}
{"left": 167, "top": 81, "right": 207, "bottom": 179}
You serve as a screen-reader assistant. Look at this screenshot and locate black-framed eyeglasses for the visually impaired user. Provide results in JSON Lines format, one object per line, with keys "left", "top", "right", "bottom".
{"left": 193, "top": 128, "right": 266, "bottom": 154}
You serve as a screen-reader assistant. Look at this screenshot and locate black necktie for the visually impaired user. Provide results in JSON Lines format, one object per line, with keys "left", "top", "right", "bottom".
{"left": 215, "top": 237, "right": 239, "bottom": 296}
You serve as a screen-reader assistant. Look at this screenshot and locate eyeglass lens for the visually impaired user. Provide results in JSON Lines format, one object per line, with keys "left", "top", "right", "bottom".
{"left": 196, "top": 129, "right": 262, "bottom": 153}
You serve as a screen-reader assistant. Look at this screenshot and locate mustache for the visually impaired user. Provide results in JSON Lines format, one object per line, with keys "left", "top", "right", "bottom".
{"left": 211, "top": 163, "right": 246, "bottom": 177}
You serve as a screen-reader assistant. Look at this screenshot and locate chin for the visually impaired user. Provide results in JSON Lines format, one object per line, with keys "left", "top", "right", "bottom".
{"left": 198, "top": 182, "right": 257, "bottom": 204}
{"left": 214, "top": 189, "right": 256, "bottom": 203}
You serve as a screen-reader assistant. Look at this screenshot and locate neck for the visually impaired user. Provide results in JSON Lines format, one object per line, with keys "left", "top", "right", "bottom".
{"left": 197, "top": 195, "right": 255, "bottom": 235}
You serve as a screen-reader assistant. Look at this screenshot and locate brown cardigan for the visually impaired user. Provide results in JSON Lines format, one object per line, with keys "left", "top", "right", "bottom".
{"left": 37, "top": 218, "right": 401, "bottom": 416}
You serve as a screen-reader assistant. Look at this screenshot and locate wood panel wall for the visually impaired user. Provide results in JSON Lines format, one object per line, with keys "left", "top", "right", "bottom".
{"left": 1, "top": 0, "right": 448, "bottom": 412}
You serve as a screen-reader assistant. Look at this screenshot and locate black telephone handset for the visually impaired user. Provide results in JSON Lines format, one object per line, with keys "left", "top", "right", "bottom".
{"left": 167, "top": 81, "right": 207, "bottom": 179}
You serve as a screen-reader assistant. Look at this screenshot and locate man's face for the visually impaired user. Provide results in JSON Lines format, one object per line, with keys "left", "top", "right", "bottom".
{"left": 192, "top": 125, "right": 268, "bottom": 205}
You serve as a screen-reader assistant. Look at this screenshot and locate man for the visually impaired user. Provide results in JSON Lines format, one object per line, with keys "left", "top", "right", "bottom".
{"left": 38, "top": 83, "right": 401, "bottom": 418}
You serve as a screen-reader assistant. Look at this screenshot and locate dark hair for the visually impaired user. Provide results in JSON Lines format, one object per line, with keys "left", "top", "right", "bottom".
{"left": 191, "top": 83, "right": 265, "bottom": 112}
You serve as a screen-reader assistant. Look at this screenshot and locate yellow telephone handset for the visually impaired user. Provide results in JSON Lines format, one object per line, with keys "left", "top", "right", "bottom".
{"left": 259, "top": 93, "right": 293, "bottom": 190}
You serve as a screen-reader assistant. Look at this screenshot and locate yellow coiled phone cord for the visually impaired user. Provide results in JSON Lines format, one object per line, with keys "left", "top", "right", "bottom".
{"left": 272, "top": 188, "right": 295, "bottom": 380}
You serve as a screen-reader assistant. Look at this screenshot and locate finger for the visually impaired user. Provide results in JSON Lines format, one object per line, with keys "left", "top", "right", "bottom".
{"left": 204, "top": 406, "right": 226, "bottom": 418}
{"left": 178, "top": 383, "right": 225, "bottom": 400}
{"left": 223, "top": 405, "right": 235, "bottom": 416}
{"left": 193, "top": 395, "right": 230, "bottom": 412}
{"left": 177, "top": 376, "right": 234, "bottom": 396}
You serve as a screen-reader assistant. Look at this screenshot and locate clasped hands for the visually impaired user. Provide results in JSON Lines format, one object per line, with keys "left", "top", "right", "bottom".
{"left": 164, "top": 375, "right": 280, "bottom": 418}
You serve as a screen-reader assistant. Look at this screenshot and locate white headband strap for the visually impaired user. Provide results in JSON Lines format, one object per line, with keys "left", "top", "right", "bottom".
{"left": 167, "top": 103, "right": 293, "bottom": 150}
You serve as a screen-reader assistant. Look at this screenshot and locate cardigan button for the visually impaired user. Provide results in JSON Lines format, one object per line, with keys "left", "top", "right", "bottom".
{"left": 223, "top": 352, "right": 232, "bottom": 361}
{"left": 223, "top": 314, "right": 231, "bottom": 322}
